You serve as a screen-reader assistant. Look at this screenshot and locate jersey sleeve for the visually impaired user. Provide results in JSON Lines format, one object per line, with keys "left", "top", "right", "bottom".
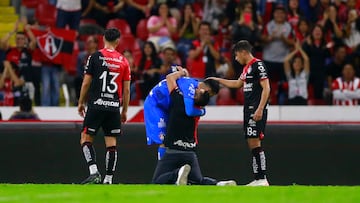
{"left": 177, "top": 78, "right": 205, "bottom": 117}
{"left": 183, "top": 97, "right": 206, "bottom": 117}
{"left": 84, "top": 53, "right": 96, "bottom": 76}
{"left": 256, "top": 61, "right": 268, "bottom": 80}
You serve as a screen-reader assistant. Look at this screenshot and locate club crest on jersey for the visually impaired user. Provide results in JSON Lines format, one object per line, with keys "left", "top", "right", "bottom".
{"left": 36, "top": 31, "right": 63, "bottom": 60}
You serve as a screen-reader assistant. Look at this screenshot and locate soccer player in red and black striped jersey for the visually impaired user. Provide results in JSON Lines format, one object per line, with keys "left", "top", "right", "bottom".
{"left": 78, "top": 28, "right": 131, "bottom": 184}
{"left": 209, "top": 40, "right": 271, "bottom": 186}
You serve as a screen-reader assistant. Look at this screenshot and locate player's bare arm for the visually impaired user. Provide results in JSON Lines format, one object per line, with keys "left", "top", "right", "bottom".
{"left": 121, "top": 81, "right": 130, "bottom": 123}
{"left": 78, "top": 74, "right": 92, "bottom": 117}
{"left": 207, "top": 77, "right": 244, "bottom": 89}
{"left": 166, "top": 66, "right": 187, "bottom": 93}
{"left": 253, "top": 79, "right": 270, "bottom": 121}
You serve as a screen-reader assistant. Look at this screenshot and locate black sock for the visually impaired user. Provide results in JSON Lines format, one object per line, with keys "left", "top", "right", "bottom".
{"left": 105, "top": 146, "right": 117, "bottom": 176}
{"left": 251, "top": 147, "right": 266, "bottom": 180}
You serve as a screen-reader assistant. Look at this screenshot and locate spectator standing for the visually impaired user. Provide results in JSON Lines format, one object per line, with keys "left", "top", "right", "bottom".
{"left": 343, "top": 9, "right": 360, "bottom": 51}
{"left": 0, "top": 21, "right": 36, "bottom": 105}
{"left": 93, "top": 0, "right": 126, "bottom": 27}
{"left": 294, "top": 18, "right": 310, "bottom": 44}
{"left": 283, "top": 40, "right": 310, "bottom": 105}
{"left": 261, "top": 4, "right": 294, "bottom": 82}
{"left": 202, "top": 0, "right": 226, "bottom": 31}
{"left": 302, "top": 24, "right": 331, "bottom": 102}
{"left": 176, "top": 3, "right": 200, "bottom": 66}
{"left": 318, "top": 4, "right": 343, "bottom": 45}
{"left": 188, "top": 21, "right": 220, "bottom": 80}
{"left": 138, "top": 41, "right": 163, "bottom": 99}
{"left": 287, "top": 0, "right": 303, "bottom": 29}
{"left": 146, "top": 3, "right": 177, "bottom": 53}
{"left": 125, "top": 0, "right": 155, "bottom": 35}
{"left": 81, "top": 0, "right": 96, "bottom": 19}
{"left": 338, "top": 0, "right": 359, "bottom": 26}
{"left": 231, "top": 1, "right": 261, "bottom": 48}
{"left": 56, "top": 0, "right": 82, "bottom": 30}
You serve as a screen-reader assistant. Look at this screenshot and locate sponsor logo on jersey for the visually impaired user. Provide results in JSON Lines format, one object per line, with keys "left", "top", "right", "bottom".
{"left": 244, "top": 83, "right": 253, "bottom": 92}
{"left": 99, "top": 56, "right": 123, "bottom": 63}
{"left": 93, "top": 99, "right": 120, "bottom": 107}
{"left": 258, "top": 65, "right": 265, "bottom": 72}
{"left": 173, "top": 140, "right": 196, "bottom": 149}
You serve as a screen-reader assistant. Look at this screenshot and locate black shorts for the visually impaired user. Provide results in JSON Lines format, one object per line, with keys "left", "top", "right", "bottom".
{"left": 82, "top": 108, "right": 122, "bottom": 137}
{"left": 243, "top": 109, "right": 267, "bottom": 139}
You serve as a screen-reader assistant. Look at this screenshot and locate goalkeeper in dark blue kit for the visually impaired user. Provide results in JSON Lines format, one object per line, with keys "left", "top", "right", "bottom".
{"left": 151, "top": 66, "right": 236, "bottom": 186}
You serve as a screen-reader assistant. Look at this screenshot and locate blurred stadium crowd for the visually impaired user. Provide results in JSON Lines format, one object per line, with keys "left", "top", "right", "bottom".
{"left": 0, "top": 0, "right": 360, "bottom": 107}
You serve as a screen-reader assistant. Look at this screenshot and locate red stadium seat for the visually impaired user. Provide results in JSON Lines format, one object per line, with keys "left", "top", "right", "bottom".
{"left": 22, "top": 0, "right": 38, "bottom": 8}
{"left": 116, "top": 34, "right": 140, "bottom": 53}
{"left": 22, "top": 0, "right": 48, "bottom": 8}
{"left": 136, "top": 19, "right": 149, "bottom": 41}
{"left": 106, "top": 19, "right": 132, "bottom": 35}
{"left": 35, "top": 3, "right": 57, "bottom": 27}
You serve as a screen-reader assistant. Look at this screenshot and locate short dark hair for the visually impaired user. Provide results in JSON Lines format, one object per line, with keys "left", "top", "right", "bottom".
{"left": 104, "top": 28, "right": 121, "bottom": 42}
{"left": 199, "top": 21, "right": 211, "bottom": 30}
{"left": 195, "top": 91, "right": 210, "bottom": 106}
{"left": 233, "top": 40, "right": 253, "bottom": 53}
{"left": 16, "top": 31, "right": 25, "bottom": 36}
{"left": 203, "top": 78, "right": 220, "bottom": 95}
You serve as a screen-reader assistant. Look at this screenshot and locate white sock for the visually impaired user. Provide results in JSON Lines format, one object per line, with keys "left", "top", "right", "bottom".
{"left": 89, "top": 164, "right": 98, "bottom": 175}
{"left": 103, "top": 175, "right": 113, "bottom": 184}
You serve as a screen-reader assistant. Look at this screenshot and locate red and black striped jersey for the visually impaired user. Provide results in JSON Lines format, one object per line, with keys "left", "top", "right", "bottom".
{"left": 84, "top": 48, "right": 131, "bottom": 112}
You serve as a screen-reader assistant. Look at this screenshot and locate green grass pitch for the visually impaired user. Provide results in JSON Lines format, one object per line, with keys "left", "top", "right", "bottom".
{"left": 1, "top": 184, "right": 360, "bottom": 203}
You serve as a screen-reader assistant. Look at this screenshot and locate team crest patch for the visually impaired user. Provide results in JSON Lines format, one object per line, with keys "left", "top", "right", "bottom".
{"left": 36, "top": 31, "right": 63, "bottom": 60}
